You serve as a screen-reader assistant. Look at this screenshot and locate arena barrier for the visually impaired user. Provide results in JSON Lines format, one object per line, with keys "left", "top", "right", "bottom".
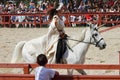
{"left": 1, "top": 63, "right": 120, "bottom": 80}
{"left": 0, "top": 74, "right": 120, "bottom": 80}
{"left": 100, "top": 24, "right": 120, "bottom": 33}
{"left": 0, "top": 12, "right": 120, "bottom": 27}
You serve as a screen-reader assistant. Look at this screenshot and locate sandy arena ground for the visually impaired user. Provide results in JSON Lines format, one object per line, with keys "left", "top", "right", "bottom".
{"left": 0, "top": 26, "right": 120, "bottom": 75}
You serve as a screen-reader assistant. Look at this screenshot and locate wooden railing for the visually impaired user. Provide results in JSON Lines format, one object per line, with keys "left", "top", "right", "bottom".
{"left": 0, "top": 74, "right": 120, "bottom": 80}
{"left": 0, "top": 12, "right": 120, "bottom": 27}
{"left": 1, "top": 63, "right": 120, "bottom": 80}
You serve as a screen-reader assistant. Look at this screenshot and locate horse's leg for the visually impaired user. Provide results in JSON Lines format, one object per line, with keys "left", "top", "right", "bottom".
{"left": 76, "top": 58, "right": 87, "bottom": 75}
{"left": 67, "top": 69, "right": 73, "bottom": 75}
{"left": 75, "top": 69, "right": 87, "bottom": 75}
{"left": 67, "top": 67, "right": 87, "bottom": 75}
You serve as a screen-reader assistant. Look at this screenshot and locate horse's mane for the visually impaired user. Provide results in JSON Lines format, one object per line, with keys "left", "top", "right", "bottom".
{"left": 70, "top": 27, "right": 88, "bottom": 47}
{"left": 79, "top": 28, "right": 86, "bottom": 41}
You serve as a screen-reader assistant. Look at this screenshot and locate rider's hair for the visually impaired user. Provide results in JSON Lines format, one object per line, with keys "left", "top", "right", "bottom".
{"left": 47, "top": 8, "right": 58, "bottom": 21}
{"left": 47, "top": 2, "right": 60, "bottom": 21}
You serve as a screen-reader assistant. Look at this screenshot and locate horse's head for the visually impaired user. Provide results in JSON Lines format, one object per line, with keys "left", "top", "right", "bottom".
{"left": 89, "top": 23, "right": 106, "bottom": 50}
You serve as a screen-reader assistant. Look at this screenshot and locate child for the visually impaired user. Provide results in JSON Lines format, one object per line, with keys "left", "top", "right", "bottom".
{"left": 35, "top": 54, "right": 59, "bottom": 80}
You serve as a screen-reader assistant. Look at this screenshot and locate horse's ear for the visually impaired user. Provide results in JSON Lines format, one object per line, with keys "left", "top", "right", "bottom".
{"left": 95, "top": 24, "right": 99, "bottom": 30}
{"left": 98, "top": 24, "right": 105, "bottom": 29}
{"left": 86, "top": 22, "right": 92, "bottom": 26}
{"left": 86, "top": 22, "right": 93, "bottom": 28}
{"left": 95, "top": 24, "right": 98, "bottom": 28}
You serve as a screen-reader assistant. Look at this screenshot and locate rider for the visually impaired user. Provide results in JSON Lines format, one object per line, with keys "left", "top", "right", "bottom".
{"left": 47, "top": 2, "right": 68, "bottom": 64}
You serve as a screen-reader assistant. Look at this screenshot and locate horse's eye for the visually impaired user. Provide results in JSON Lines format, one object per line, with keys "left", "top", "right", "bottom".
{"left": 94, "top": 33, "right": 98, "bottom": 36}
{"left": 94, "top": 28, "right": 98, "bottom": 31}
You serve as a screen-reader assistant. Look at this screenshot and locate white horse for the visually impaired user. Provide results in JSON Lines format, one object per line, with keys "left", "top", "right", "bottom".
{"left": 62, "top": 23, "right": 106, "bottom": 75}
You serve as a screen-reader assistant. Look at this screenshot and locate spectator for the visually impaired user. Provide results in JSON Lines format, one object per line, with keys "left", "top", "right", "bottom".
{"left": 70, "top": 15, "right": 76, "bottom": 27}
{"left": 78, "top": 1, "right": 85, "bottom": 12}
{"left": 19, "top": 1, "right": 26, "bottom": 10}
{"left": 0, "top": 2, "right": 4, "bottom": 12}
{"left": 35, "top": 54, "right": 59, "bottom": 80}
{"left": 85, "top": 14, "right": 92, "bottom": 21}
{"left": 67, "top": 0, "right": 75, "bottom": 13}
{"left": 2, "top": 9, "right": 10, "bottom": 27}
{"left": 29, "top": 1, "right": 35, "bottom": 9}
{"left": 0, "top": 0, "right": 119, "bottom": 27}
{"left": 107, "top": 0, "right": 114, "bottom": 8}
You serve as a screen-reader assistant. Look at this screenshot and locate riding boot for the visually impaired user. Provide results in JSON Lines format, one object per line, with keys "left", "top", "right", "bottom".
{"left": 56, "top": 39, "right": 62, "bottom": 63}
{"left": 56, "top": 39, "right": 67, "bottom": 63}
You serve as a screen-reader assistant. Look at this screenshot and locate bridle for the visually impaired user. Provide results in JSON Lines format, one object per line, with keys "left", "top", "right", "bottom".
{"left": 67, "top": 28, "right": 104, "bottom": 47}
{"left": 92, "top": 34, "right": 104, "bottom": 47}
{"left": 91, "top": 27, "right": 104, "bottom": 47}
{"left": 68, "top": 35, "right": 103, "bottom": 47}
{"left": 67, "top": 37, "right": 94, "bottom": 45}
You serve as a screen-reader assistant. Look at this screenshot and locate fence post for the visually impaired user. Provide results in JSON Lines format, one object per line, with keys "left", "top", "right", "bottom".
{"left": 119, "top": 51, "right": 120, "bottom": 75}
{"left": 98, "top": 12, "right": 102, "bottom": 26}
{"left": 23, "top": 64, "right": 30, "bottom": 74}
{"left": 3, "top": 16, "right": 5, "bottom": 28}
{"left": 9, "top": 14, "right": 10, "bottom": 28}
{"left": 34, "top": 14, "right": 36, "bottom": 28}
{"left": 40, "top": 13, "right": 42, "bottom": 27}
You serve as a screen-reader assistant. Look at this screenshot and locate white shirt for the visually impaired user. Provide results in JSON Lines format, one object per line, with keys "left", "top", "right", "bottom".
{"left": 70, "top": 15, "right": 76, "bottom": 22}
{"left": 35, "top": 66, "right": 55, "bottom": 80}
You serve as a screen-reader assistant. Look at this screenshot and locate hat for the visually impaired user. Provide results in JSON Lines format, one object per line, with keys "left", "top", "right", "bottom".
{"left": 56, "top": 2, "right": 63, "bottom": 11}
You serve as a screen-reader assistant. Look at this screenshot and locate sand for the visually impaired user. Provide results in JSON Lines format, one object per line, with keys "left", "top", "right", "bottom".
{"left": 0, "top": 26, "right": 120, "bottom": 75}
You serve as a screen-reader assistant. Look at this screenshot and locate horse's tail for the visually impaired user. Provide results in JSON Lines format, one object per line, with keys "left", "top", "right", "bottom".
{"left": 11, "top": 41, "right": 26, "bottom": 63}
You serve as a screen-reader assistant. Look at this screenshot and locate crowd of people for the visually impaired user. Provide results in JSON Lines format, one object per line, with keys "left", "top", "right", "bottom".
{"left": 0, "top": 0, "right": 119, "bottom": 13}
{"left": 0, "top": 0, "right": 120, "bottom": 27}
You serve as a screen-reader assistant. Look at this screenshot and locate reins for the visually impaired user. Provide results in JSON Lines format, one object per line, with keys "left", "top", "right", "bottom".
{"left": 67, "top": 37, "right": 95, "bottom": 45}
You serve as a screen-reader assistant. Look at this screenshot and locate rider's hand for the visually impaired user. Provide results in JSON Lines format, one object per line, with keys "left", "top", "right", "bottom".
{"left": 60, "top": 33, "right": 68, "bottom": 39}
